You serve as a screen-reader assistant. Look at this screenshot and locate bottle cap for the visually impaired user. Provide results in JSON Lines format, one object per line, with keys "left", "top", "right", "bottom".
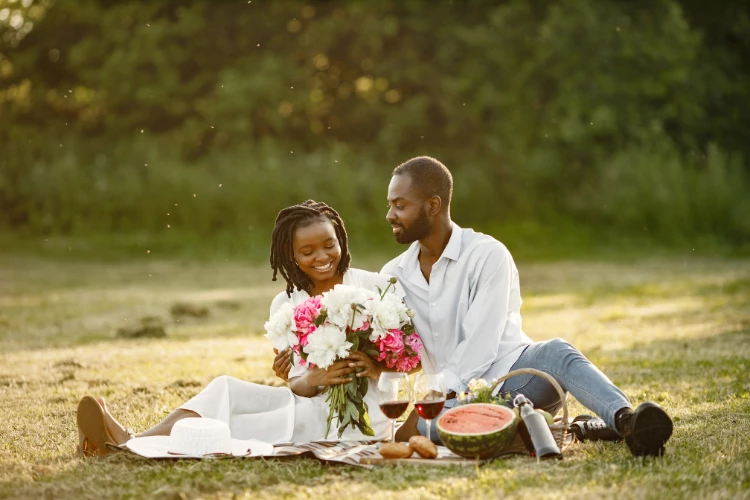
{"left": 513, "top": 394, "right": 533, "bottom": 408}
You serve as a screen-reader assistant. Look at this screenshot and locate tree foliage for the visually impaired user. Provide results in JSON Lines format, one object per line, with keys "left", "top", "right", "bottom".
{"left": 1, "top": 0, "right": 748, "bottom": 244}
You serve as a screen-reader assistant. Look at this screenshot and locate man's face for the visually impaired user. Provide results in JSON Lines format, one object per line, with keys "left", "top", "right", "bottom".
{"left": 386, "top": 174, "right": 432, "bottom": 244}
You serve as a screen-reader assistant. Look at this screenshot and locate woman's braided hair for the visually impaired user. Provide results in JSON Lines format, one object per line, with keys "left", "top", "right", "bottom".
{"left": 270, "top": 200, "right": 351, "bottom": 297}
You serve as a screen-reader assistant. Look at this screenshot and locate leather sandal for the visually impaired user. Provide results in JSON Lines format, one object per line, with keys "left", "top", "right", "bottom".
{"left": 76, "top": 396, "right": 132, "bottom": 457}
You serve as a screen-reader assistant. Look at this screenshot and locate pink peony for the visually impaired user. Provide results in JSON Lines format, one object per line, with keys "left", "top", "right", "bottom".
{"left": 405, "top": 333, "right": 423, "bottom": 355}
{"left": 379, "top": 329, "right": 405, "bottom": 355}
{"left": 395, "top": 354, "right": 420, "bottom": 372}
{"left": 294, "top": 296, "right": 322, "bottom": 345}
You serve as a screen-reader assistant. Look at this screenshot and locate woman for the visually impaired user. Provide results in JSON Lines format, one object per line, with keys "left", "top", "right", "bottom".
{"left": 76, "top": 200, "right": 408, "bottom": 456}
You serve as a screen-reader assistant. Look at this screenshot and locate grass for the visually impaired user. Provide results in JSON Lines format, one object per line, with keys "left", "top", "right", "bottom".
{"left": 0, "top": 252, "right": 749, "bottom": 499}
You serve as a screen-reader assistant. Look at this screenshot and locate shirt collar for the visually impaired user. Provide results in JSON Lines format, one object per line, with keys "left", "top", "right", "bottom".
{"left": 442, "top": 221, "right": 462, "bottom": 262}
{"left": 398, "top": 221, "right": 463, "bottom": 270}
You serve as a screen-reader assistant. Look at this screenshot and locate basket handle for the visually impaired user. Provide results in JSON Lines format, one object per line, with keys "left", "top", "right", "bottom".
{"left": 489, "top": 368, "right": 569, "bottom": 432}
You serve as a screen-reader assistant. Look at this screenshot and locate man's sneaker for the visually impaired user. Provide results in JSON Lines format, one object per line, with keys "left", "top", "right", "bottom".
{"left": 620, "top": 402, "right": 673, "bottom": 457}
{"left": 569, "top": 415, "right": 622, "bottom": 442}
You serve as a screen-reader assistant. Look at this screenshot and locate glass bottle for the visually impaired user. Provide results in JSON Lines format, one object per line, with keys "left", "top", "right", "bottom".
{"left": 513, "top": 394, "right": 562, "bottom": 460}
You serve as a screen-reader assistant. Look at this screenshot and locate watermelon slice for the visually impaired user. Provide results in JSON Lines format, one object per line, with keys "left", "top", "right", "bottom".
{"left": 436, "top": 404, "right": 518, "bottom": 459}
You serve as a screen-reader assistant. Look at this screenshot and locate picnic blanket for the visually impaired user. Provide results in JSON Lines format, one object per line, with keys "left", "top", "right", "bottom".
{"left": 119, "top": 438, "right": 383, "bottom": 467}
{"left": 119, "top": 415, "right": 574, "bottom": 467}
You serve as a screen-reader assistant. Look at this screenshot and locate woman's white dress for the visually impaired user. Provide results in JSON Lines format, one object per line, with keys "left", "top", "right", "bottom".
{"left": 180, "top": 268, "right": 404, "bottom": 444}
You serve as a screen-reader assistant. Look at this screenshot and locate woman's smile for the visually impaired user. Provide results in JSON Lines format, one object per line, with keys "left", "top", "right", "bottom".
{"left": 312, "top": 261, "right": 334, "bottom": 272}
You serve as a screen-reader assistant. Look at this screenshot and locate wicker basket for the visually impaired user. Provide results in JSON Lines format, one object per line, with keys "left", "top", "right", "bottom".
{"left": 488, "top": 368, "right": 570, "bottom": 454}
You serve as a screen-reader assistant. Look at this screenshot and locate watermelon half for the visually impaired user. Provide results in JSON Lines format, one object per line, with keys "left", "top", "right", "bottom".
{"left": 436, "top": 404, "right": 518, "bottom": 459}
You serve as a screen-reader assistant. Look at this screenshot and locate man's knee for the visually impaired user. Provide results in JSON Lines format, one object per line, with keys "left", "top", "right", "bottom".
{"left": 539, "top": 337, "right": 581, "bottom": 369}
{"left": 545, "top": 337, "right": 572, "bottom": 351}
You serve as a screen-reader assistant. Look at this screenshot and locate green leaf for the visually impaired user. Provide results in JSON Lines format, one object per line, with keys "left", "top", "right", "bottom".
{"left": 346, "top": 380, "right": 357, "bottom": 398}
{"left": 340, "top": 409, "right": 351, "bottom": 427}
{"left": 314, "top": 310, "right": 327, "bottom": 327}
{"left": 359, "top": 405, "right": 374, "bottom": 436}
{"left": 346, "top": 400, "right": 359, "bottom": 422}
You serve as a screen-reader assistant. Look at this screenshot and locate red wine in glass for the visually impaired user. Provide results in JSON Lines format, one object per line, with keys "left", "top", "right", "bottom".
{"left": 377, "top": 372, "right": 412, "bottom": 442}
{"left": 415, "top": 400, "right": 445, "bottom": 420}
{"left": 379, "top": 400, "right": 410, "bottom": 419}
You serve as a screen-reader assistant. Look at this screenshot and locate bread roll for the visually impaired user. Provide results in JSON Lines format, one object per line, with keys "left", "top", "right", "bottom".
{"left": 409, "top": 435, "right": 438, "bottom": 459}
{"left": 378, "top": 442, "right": 413, "bottom": 459}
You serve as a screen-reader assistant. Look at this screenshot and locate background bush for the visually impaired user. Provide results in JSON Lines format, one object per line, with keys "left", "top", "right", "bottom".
{"left": 1, "top": 0, "right": 748, "bottom": 250}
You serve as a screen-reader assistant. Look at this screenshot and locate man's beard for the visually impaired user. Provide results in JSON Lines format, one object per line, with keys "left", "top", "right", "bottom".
{"left": 393, "top": 208, "right": 432, "bottom": 244}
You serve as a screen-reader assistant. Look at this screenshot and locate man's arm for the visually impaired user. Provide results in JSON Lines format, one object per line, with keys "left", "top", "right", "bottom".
{"left": 441, "top": 245, "right": 513, "bottom": 394}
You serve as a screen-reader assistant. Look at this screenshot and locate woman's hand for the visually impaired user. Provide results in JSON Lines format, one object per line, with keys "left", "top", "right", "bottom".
{"left": 346, "top": 351, "right": 383, "bottom": 381}
{"left": 306, "top": 360, "right": 356, "bottom": 387}
{"left": 272, "top": 348, "right": 292, "bottom": 382}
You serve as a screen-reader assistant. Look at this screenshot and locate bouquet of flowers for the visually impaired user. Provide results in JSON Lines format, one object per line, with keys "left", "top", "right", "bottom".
{"left": 264, "top": 278, "right": 422, "bottom": 438}
{"left": 457, "top": 378, "right": 511, "bottom": 406}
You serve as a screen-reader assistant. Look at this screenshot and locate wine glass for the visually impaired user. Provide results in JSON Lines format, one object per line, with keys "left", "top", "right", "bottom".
{"left": 413, "top": 373, "right": 446, "bottom": 442}
{"left": 376, "top": 372, "right": 412, "bottom": 442}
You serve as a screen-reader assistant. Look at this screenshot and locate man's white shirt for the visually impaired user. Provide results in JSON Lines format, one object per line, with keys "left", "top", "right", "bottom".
{"left": 381, "top": 222, "right": 532, "bottom": 394}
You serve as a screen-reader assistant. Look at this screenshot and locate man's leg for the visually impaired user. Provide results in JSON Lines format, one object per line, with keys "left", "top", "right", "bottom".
{"left": 414, "top": 338, "right": 633, "bottom": 445}
{"left": 501, "top": 338, "right": 672, "bottom": 456}
{"left": 500, "top": 338, "right": 630, "bottom": 429}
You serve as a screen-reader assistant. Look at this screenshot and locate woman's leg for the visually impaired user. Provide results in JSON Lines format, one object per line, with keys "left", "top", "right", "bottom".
{"left": 98, "top": 375, "right": 296, "bottom": 443}
{"left": 123, "top": 375, "right": 237, "bottom": 438}
{"left": 97, "top": 398, "right": 199, "bottom": 441}
{"left": 133, "top": 409, "right": 199, "bottom": 438}
{"left": 500, "top": 338, "right": 632, "bottom": 431}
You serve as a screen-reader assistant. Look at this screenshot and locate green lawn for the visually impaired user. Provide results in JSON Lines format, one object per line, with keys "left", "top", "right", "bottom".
{"left": 1, "top": 254, "right": 749, "bottom": 499}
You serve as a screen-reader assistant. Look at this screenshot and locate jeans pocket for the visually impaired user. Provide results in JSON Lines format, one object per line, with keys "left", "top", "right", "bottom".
{"left": 499, "top": 373, "right": 534, "bottom": 394}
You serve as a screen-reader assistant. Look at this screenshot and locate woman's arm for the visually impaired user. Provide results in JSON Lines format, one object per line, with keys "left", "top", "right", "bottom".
{"left": 272, "top": 348, "right": 292, "bottom": 382}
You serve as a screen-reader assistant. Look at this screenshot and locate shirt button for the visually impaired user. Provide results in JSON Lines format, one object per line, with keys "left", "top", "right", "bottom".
{"left": 431, "top": 302, "right": 436, "bottom": 307}
{"left": 434, "top": 332, "right": 440, "bottom": 337}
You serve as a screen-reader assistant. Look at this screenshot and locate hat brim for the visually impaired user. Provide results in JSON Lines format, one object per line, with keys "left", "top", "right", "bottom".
{"left": 124, "top": 436, "right": 274, "bottom": 458}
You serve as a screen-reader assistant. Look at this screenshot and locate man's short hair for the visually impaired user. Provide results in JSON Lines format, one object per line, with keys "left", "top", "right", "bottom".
{"left": 393, "top": 156, "right": 453, "bottom": 211}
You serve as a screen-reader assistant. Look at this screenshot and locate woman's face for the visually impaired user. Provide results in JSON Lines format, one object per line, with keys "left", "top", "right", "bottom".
{"left": 292, "top": 218, "right": 342, "bottom": 283}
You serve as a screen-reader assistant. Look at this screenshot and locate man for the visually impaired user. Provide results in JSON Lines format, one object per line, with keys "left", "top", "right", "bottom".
{"left": 381, "top": 156, "right": 673, "bottom": 457}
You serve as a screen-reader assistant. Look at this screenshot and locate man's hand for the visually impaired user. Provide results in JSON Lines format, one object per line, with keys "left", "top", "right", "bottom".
{"left": 272, "top": 348, "right": 292, "bottom": 382}
{"left": 346, "top": 351, "right": 383, "bottom": 381}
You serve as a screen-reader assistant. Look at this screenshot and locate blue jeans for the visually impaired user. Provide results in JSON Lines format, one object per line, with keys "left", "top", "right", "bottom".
{"left": 418, "top": 338, "right": 632, "bottom": 444}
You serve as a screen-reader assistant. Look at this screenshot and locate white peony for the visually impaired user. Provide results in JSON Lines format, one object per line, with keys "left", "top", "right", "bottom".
{"left": 263, "top": 302, "right": 298, "bottom": 351}
{"left": 320, "top": 284, "right": 375, "bottom": 331}
{"left": 365, "top": 292, "right": 406, "bottom": 341}
{"left": 303, "top": 323, "right": 353, "bottom": 369}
